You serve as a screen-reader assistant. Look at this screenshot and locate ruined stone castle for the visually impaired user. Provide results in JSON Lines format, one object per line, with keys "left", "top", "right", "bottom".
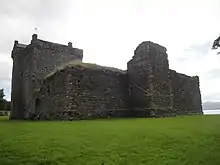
{"left": 10, "top": 34, "right": 203, "bottom": 120}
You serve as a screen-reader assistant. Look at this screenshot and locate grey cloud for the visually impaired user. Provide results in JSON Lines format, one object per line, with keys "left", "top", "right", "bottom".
{"left": 0, "top": 61, "right": 12, "bottom": 80}
{"left": 184, "top": 41, "right": 213, "bottom": 55}
{"left": 174, "top": 57, "right": 188, "bottom": 63}
{"left": 202, "top": 92, "right": 220, "bottom": 102}
{"left": 204, "top": 68, "right": 220, "bottom": 79}
{"left": 173, "top": 41, "right": 213, "bottom": 63}
{"left": 203, "top": 101, "right": 220, "bottom": 110}
{"left": 0, "top": 0, "right": 72, "bottom": 21}
{"left": 0, "top": 80, "right": 11, "bottom": 101}
{"left": 0, "top": 0, "right": 74, "bottom": 54}
{"left": 184, "top": 40, "right": 213, "bottom": 56}
{"left": 0, "top": 61, "right": 12, "bottom": 101}
{"left": 0, "top": 0, "right": 74, "bottom": 99}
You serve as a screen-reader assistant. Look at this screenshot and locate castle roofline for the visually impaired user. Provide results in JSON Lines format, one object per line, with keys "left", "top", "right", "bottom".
{"left": 45, "top": 61, "right": 127, "bottom": 79}
{"left": 169, "top": 69, "right": 199, "bottom": 80}
{"left": 30, "top": 34, "right": 83, "bottom": 59}
{"left": 135, "top": 41, "right": 167, "bottom": 54}
{"left": 31, "top": 34, "right": 74, "bottom": 49}
{"left": 11, "top": 40, "right": 28, "bottom": 58}
{"left": 16, "top": 43, "right": 27, "bottom": 48}
{"left": 36, "top": 39, "right": 73, "bottom": 48}
{"left": 12, "top": 34, "right": 77, "bottom": 50}
{"left": 13, "top": 40, "right": 27, "bottom": 49}
{"left": 11, "top": 34, "right": 83, "bottom": 59}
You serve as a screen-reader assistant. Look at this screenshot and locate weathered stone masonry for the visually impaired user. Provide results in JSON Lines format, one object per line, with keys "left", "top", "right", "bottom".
{"left": 127, "top": 42, "right": 172, "bottom": 117}
{"left": 10, "top": 34, "right": 83, "bottom": 119}
{"left": 10, "top": 34, "right": 203, "bottom": 120}
{"left": 35, "top": 66, "right": 129, "bottom": 120}
{"left": 169, "top": 70, "right": 203, "bottom": 114}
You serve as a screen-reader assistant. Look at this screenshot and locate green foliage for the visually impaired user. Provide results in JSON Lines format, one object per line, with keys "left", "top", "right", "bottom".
{"left": 0, "top": 89, "right": 5, "bottom": 100}
{"left": 0, "top": 100, "right": 6, "bottom": 110}
{"left": 5, "top": 101, "right": 11, "bottom": 111}
{"left": 212, "top": 36, "right": 220, "bottom": 49}
{"left": 212, "top": 35, "right": 220, "bottom": 54}
{"left": 0, "top": 89, "right": 10, "bottom": 111}
{"left": 0, "top": 115, "right": 220, "bottom": 165}
{"left": 0, "top": 89, "right": 6, "bottom": 110}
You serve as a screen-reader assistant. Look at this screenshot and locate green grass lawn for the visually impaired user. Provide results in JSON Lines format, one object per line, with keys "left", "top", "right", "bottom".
{"left": 0, "top": 115, "right": 220, "bottom": 165}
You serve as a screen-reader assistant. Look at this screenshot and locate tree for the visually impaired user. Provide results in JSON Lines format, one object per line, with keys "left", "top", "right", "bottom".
{"left": 5, "top": 101, "right": 11, "bottom": 110}
{"left": 0, "top": 89, "right": 6, "bottom": 110}
{"left": 212, "top": 35, "right": 220, "bottom": 54}
{"left": 0, "top": 89, "right": 10, "bottom": 111}
{"left": 0, "top": 89, "right": 5, "bottom": 100}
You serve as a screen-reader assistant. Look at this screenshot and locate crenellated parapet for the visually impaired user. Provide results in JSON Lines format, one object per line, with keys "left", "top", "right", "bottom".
{"left": 11, "top": 40, "right": 27, "bottom": 59}
{"left": 30, "top": 34, "right": 83, "bottom": 60}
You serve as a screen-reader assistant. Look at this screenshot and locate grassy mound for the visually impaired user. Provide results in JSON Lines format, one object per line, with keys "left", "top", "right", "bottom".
{"left": 0, "top": 115, "right": 220, "bottom": 165}
{"left": 45, "top": 60, "right": 126, "bottom": 79}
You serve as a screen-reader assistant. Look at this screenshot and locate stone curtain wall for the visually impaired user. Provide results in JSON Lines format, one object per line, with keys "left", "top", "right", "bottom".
{"left": 34, "top": 65, "right": 130, "bottom": 120}
{"left": 10, "top": 34, "right": 203, "bottom": 120}
{"left": 33, "top": 71, "right": 70, "bottom": 120}
{"left": 128, "top": 42, "right": 172, "bottom": 117}
{"left": 169, "top": 70, "right": 203, "bottom": 115}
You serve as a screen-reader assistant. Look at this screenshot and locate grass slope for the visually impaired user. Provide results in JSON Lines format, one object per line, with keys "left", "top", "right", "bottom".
{"left": 45, "top": 60, "right": 126, "bottom": 79}
{"left": 0, "top": 115, "right": 220, "bottom": 165}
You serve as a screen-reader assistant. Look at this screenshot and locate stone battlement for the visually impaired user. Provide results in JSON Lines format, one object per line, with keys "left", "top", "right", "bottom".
{"left": 12, "top": 34, "right": 83, "bottom": 60}
{"left": 31, "top": 38, "right": 83, "bottom": 59}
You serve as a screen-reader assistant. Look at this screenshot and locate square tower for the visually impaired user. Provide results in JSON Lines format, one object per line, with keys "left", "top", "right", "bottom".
{"left": 127, "top": 41, "right": 173, "bottom": 117}
{"left": 10, "top": 34, "right": 84, "bottom": 120}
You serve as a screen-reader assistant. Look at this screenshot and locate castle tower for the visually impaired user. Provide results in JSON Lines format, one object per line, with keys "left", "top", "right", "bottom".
{"left": 127, "top": 41, "right": 173, "bottom": 117}
{"left": 10, "top": 34, "right": 83, "bottom": 119}
{"left": 10, "top": 41, "right": 27, "bottom": 119}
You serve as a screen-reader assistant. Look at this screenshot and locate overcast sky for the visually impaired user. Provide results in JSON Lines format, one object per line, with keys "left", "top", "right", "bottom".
{"left": 0, "top": 0, "right": 220, "bottom": 102}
